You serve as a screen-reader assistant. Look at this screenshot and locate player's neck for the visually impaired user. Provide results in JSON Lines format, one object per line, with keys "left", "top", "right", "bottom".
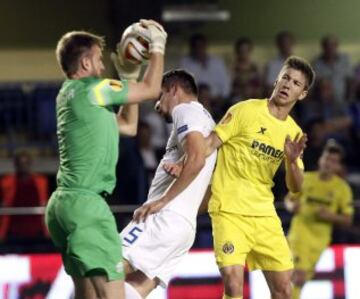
{"left": 318, "top": 170, "right": 333, "bottom": 181}
{"left": 71, "top": 69, "right": 94, "bottom": 80}
{"left": 267, "top": 98, "right": 292, "bottom": 121}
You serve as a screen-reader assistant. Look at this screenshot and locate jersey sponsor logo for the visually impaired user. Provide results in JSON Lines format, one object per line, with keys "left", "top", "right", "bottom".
{"left": 220, "top": 112, "right": 232, "bottom": 125}
{"left": 257, "top": 127, "right": 267, "bottom": 134}
{"left": 177, "top": 124, "right": 188, "bottom": 135}
{"left": 109, "top": 80, "right": 123, "bottom": 92}
{"left": 222, "top": 241, "right": 234, "bottom": 254}
{"left": 250, "top": 139, "right": 284, "bottom": 163}
{"left": 306, "top": 196, "right": 331, "bottom": 206}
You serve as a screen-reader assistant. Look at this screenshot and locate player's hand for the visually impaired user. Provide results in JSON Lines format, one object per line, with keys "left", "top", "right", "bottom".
{"left": 110, "top": 46, "right": 141, "bottom": 82}
{"left": 284, "top": 198, "right": 300, "bottom": 214}
{"left": 316, "top": 207, "right": 334, "bottom": 222}
{"left": 133, "top": 198, "right": 167, "bottom": 223}
{"left": 284, "top": 133, "right": 307, "bottom": 163}
{"left": 139, "top": 19, "right": 167, "bottom": 55}
{"left": 163, "top": 162, "right": 183, "bottom": 178}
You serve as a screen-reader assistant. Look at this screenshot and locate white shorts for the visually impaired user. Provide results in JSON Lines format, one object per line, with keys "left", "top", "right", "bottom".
{"left": 120, "top": 209, "right": 195, "bottom": 287}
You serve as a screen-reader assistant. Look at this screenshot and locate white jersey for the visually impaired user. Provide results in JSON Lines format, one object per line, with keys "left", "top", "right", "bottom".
{"left": 147, "top": 101, "right": 216, "bottom": 227}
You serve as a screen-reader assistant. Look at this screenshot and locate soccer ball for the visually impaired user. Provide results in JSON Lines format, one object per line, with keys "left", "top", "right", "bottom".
{"left": 120, "top": 22, "right": 150, "bottom": 65}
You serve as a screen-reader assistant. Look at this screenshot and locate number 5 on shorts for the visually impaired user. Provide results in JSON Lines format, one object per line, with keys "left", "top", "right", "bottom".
{"left": 123, "top": 226, "right": 143, "bottom": 246}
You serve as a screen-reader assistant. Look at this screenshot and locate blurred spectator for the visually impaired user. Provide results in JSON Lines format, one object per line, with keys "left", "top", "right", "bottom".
{"left": 0, "top": 151, "right": 49, "bottom": 242}
{"left": 302, "top": 78, "right": 348, "bottom": 124}
{"left": 264, "top": 31, "right": 295, "bottom": 94}
{"left": 312, "top": 35, "right": 352, "bottom": 103}
{"left": 112, "top": 137, "right": 148, "bottom": 205}
{"left": 179, "top": 33, "right": 230, "bottom": 100}
{"left": 303, "top": 118, "right": 327, "bottom": 170}
{"left": 231, "top": 37, "right": 261, "bottom": 100}
{"left": 137, "top": 122, "right": 158, "bottom": 184}
{"left": 142, "top": 107, "right": 169, "bottom": 161}
{"left": 198, "top": 83, "right": 222, "bottom": 121}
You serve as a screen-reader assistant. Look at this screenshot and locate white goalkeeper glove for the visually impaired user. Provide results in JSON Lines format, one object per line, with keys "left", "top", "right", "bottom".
{"left": 139, "top": 19, "right": 167, "bottom": 55}
{"left": 110, "top": 46, "right": 141, "bottom": 82}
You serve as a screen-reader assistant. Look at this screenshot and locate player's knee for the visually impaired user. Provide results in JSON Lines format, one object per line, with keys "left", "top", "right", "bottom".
{"left": 270, "top": 281, "right": 292, "bottom": 299}
{"left": 223, "top": 275, "right": 243, "bottom": 295}
{"left": 221, "top": 267, "right": 243, "bottom": 295}
{"left": 292, "top": 270, "right": 307, "bottom": 287}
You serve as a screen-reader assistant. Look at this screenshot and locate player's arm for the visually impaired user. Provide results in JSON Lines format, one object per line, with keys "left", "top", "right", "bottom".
{"left": 116, "top": 104, "right": 139, "bottom": 136}
{"left": 205, "top": 132, "right": 223, "bottom": 156}
{"left": 163, "top": 131, "right": 221, "bottom": 177}
{"left": 133, "top": 131, "right": 206, "bottom": 223}
{"left": 316, "top": 208, "right": 353, "bottom": 227}
{"left": 111, "top": 20, "right": 167, "bottom": 104}
{"left": 317, "top": 184, "right": 354, "bottom": 227}
{"left": 284, "top": 133, "right": 307, "bottom": 193}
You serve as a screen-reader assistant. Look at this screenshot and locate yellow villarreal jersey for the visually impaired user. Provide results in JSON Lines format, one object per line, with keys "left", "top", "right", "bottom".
{"left": 209, "top": 99, "right": 304, "bottom": 216}
{"left": 288, "top": 171, "right": 353, "bottom": 247}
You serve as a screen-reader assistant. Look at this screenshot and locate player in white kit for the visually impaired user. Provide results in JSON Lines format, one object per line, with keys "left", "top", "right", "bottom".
{"left": 120, "top": 69, "right": 217, "bottom": 299}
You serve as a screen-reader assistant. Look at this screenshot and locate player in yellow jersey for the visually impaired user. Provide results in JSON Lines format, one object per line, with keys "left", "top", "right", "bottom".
{"left": 286, "top": 141, "right": 353, "bottom": 299}
{"left": 202, "top": 56, "right": 315, "bottom": 299}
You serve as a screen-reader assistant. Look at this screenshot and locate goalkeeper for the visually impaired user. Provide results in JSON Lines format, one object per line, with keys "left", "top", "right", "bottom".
{"left": 45, "top": 20, "right": 167, "bottom": 299}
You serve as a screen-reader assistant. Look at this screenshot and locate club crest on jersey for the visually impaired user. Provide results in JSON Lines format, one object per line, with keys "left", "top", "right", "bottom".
{"left": 109, "top": 80, "right": 123, "bottom": 92}
{"left": 177, "top": 124, "right": 188, "bottom": 134}
{"left": 220, "top": 112, "right": 233, "bottom": 125}
{"left": 222, "top": 241, "right": 234, "bottom": 254}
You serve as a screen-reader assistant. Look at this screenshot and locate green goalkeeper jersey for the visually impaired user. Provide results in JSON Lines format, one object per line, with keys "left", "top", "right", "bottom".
{"left": 56, "top": 77, "right": 129, "bottom": 194}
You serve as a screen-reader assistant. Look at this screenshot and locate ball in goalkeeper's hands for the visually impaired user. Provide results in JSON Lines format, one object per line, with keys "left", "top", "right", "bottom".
{"left": 119, "top": 22, "right": 150, "bottom": 65}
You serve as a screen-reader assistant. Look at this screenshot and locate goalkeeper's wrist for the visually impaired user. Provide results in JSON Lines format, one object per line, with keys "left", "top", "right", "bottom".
{"left": 149, "top": 37, "right": 166, "bottom": 54}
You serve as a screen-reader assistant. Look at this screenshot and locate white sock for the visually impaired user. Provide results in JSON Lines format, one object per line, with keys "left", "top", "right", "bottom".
{"left": 124, "top": 282, "right": 142, "bottom": 299}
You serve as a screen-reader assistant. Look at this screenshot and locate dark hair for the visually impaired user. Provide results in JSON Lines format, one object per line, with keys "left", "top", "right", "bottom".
{"left": 321, "top": 35, "right": 338, "bottom": 48}
{"left": 56, "top": 31, "right": 105, "bottom": 78}
{"left": 323, "top": 139, "right": 345, "bottom": 160}
{"left": 283, "top": 56, "right": 315, "bottom": 90}
{"left": 162, "top": 69, "right": 198, "bottom": 96}
{"left": 276, "top": 31, "right": 295, "bottom": 46}
{"left": 189, "top": 33, "right": 207, "bottom": 48}
{"left": 235, "top": 37, "right": 253, "bottom": 52}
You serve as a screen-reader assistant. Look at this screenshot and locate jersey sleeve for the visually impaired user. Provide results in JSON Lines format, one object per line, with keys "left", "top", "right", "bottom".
{"left": 172, "top": 105, "right": 204, "bottom": 143}
{"left": 338, "top": 183, "right": 354, "bottom": 215}
{"left": 214, "top": 103, "right": 245, "bottom": 143}
{"left": 90, "top": 79, "right": 129, "bottom": 106}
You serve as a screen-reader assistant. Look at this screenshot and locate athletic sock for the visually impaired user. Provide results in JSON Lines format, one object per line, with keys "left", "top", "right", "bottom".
{"left": 223, "top": 295, "right": 243, "bottom": 299}
{"left": 124, "top": 282, "right": 142, "bottom": 299}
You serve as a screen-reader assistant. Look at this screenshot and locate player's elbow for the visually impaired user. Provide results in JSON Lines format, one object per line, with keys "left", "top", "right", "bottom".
{"left": 342, "top": 216, "right": 353, "bottom": 228}
{"left": 119, "top": 124, "right": 138, "bottom": 136}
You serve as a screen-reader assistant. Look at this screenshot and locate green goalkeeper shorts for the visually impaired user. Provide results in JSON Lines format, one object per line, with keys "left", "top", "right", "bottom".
{"left": 45, "top": 187, "right": 124, "bottom": 280}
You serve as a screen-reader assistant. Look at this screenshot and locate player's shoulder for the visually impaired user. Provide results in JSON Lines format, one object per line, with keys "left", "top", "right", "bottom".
{"left": 228, "top": 98, "right": 265, "bottom": 113}
{"left": 285, "top": 114, "right": 302, "bottom": 133}
{"left": 173, "top": 101, "right": 210, "bottom": 118}
{"left": 304, "top": 171, "right": 317, "bottom": 178}
{"left": 333, "top": 175, "right": 351, "bottom": 190}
